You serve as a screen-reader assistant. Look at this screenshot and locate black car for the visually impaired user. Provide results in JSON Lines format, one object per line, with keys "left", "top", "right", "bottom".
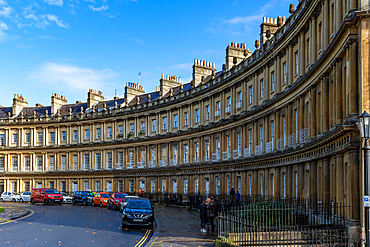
{"left": 72, "top": 191, "right": 94, "bottom": 206}
{"left": 122, "top": 198, "right": 154, "bottom": 229}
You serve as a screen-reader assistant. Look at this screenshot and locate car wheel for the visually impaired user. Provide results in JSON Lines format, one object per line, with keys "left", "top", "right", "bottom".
{"left": 44, "top": 199, "right": 48, "bottom": 205}
{"left": 122, "top": 222, "right": 127, "bottom": 229}
{"left": 12, "top": 198, "right": 16, "bottom": 203}
{"left": 107, "top": 202, "right": 110, "bottom": 210}
{"left": 59, "top": 202, "right": 62, "bottom": 205}
{"left": 0, "top": 198, "right": 3, "bottom": 202}
{"left": 20, "top": 198, "right": 24, "bottom": 203}
{"left": 82, "top": 200, "right": 87, "bottom": 206}
{"left": 100, "top": 202, "right": 102, "bottom": 207}
{"left": 72, "top": 199, "right": 76, "bottom": 205}
{"left": 31, "top": 198, "right": 34, "bottom": 204}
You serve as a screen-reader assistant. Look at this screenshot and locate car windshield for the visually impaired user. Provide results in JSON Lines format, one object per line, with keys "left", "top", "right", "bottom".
{"left": 62, "top": 192, "right": 69, "bottom": 196}
{"left": 115, "top": 194, "right": 127, "bottom": 199}
{"left": 85, "top": 192, "right": 94, "bottom": 196}
{"left": 45, "top": 189, "right": 59, "bottom": 194}
{"left": 101, "top": 194, "right": 110, "bottom": 198}
{"left": 128, "top": 200, "right": 151, "bottom": 209}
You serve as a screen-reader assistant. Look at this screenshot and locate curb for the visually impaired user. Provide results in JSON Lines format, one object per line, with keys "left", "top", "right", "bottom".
{"left": 0, "top": 208, "right": 32, "bottom": 224}
{"left": 145, "top": 216, "right": 161, "bottom": 246}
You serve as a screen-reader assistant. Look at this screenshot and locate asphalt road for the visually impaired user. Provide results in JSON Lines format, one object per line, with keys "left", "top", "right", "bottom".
{"left": 0, "top": 202, "right": 150, "bottom": 246}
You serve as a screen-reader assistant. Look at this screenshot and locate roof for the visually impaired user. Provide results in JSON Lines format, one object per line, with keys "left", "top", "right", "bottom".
{"left": 59, "top": 103, "right": 88, "bottom": 115}
{"left": 95, "top": 98, "right": 126, "bottom": 110}
{"left": 18, "top": 106, "right": 51, "bottom": 118}
{"left": 0, "top": 107, "right": 12, "bottom": 118}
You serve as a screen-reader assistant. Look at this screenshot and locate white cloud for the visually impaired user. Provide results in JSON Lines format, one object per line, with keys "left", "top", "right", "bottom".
{"left": 28, "top": 62, "right": 118, "bottom": 94}
{"left": 0, "top": 0, "right": 7, "bottom": 6}
{"left": 43, "top": 0, "right": 63, "bottom": 6}
{"left": 88, "top": 5, "right": 108, "bottom": 12}
{"left": 0, "top": 6, "right": 12, "bottom": 17}
{"left": 45, "top": 14, "right": 70, "bottom": 28}
{"left": 0, "top": 21, "right": 9, "bottom": 41}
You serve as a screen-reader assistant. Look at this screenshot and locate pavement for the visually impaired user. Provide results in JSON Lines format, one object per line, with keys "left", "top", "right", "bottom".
{"left": 0, "top": 203, "right": 30, "bottom": 223}
{"left": 147, "top": 205, "right": 216, "bottom": 247}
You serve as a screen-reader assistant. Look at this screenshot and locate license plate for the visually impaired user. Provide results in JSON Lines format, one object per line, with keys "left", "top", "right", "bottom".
{"left": 54, "top": 200, "right": 60, "bottom": 202}
{"left": 133, "top": 219, "right": 143, "bottom": 222}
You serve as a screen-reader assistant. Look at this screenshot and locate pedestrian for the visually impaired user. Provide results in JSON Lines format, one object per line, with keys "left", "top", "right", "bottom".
{"left": 229, "top": 186, "right": 235, "bottom": 205}
{"left": 207, "top": 196, "right": 218, "bottom": 233}
{"left": 198, "top": 200, "right": 208, "bottom": 233}
{"left": 236, "top": 191, "right": 240, "bottom": 205}
{"left": 139, "top": 188, "right": 143, "bottom": 197}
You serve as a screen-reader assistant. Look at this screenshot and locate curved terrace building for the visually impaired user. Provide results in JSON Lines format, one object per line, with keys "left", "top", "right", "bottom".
{"left": 0, "top": 0, "right": 368, "bottom": 232}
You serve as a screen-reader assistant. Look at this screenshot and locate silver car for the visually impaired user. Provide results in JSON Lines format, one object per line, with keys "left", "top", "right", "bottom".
{"left": 20, "top": 191, "right": 31, "bottom": 203}
{"left": 61, "top": 192, "right": 73, "bottom": 203}
{"left": 0, "top": 192, "right": 21, "bottom": 202}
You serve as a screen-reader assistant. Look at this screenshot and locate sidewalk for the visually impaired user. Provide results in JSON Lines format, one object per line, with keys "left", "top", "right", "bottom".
{"left": 0, "top": 203, "right": 30, "bottom": 223}
{"left": 147, "top": 205, "right": 216, "bottom": 247}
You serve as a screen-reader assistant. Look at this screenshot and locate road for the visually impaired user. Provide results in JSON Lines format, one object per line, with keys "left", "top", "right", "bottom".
{"left": 0, "top": 202, "right": 151, "bottom": 246}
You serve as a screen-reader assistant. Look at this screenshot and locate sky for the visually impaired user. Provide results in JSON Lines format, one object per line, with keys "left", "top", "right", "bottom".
{"left": 0, "top": 0, "right": 296, "bottom": 107}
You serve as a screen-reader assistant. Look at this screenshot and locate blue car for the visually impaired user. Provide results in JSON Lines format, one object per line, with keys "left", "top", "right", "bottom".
{"left": 72, "top": 191, "right": 94, "bottom": 206}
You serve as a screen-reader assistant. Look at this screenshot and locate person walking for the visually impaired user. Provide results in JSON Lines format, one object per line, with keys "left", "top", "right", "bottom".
{"left": 229, "top": 186, "right": 235, "bottom": 205}
{"left": 139, "top": 188, "right": 143, "bottom": 197}
{"left": 207, "top": 196, "right": 218, "bottom": 233}
{"left": 198, "top": 200, "right": 208, "bottom": 232}
{"left": 236, "top": 191, "right": 240, "bottom": 205}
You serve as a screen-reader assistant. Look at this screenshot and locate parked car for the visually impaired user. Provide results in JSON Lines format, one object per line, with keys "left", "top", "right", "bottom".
{"left": 0, "top": 192, "right": 21, "bottom": 202}
{"left": 107, "top": 193, "right": 128, "bottom": 210}
{"left": 122, "top": 198, "right": 154, "bottom": 229}
{"left": 31, "top": 188, "right": 63, "bottom": 205}
{"left": 61, "top": 192, "right": 73, "bottom": 203}
{"left": 93, "top": 192, "right": 111, "bottom": 207}
{"left": 72, "top": 191, "right": 94, "bottom": 206}
{"left": 120, "top": 196, "right": 139, "bottom": 212}
{"left": 20, "top": 191, "right": 31, "bottom": 203}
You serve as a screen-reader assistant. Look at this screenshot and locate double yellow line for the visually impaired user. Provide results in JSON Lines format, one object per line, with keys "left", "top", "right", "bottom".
{"left": 134, "top": 229, "right": 151, "bottom": 247}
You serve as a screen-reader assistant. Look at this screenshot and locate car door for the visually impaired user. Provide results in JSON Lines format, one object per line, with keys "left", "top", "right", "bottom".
{"left": 4, "top": 192, "right": 10, "bottom": 201}
{"left": 94, "top": 193, "right": 100, "bottom": 205}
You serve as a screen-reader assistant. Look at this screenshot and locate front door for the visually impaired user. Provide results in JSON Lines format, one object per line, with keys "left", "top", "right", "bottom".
{"left": 106, "top": 181, "right": 112, "bottom": 192}
{"left": 205, "top": 178, "right": 209, "bottom": 198}
{"left": 172, "top": 180, "right": 177, "bottom": 194}
{"left": 36, "top": 182, "right": 42, "bottom": 188}
{"left": 140, "top": 181, "right": 145, "bottom": 191}
{"left": 72, "top": 182, "right": 78, "bottom": 193}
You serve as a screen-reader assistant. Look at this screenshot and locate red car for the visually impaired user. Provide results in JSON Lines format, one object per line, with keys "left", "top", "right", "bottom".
{"left": 31, "top": 188, "right": 63, "bottom": 205}
{"left": 107, "top": 193, "right": 128, "bottom": 210}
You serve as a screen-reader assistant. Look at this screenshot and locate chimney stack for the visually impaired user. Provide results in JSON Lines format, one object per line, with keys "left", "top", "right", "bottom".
{"left": 12, "top": 94, "right": 27, "bottom": 117}
{"left": 51, "top": 93, "right": 67, "bottom": 115}
{"left": 87, "top": 89, "right": 104, "bottom": 108}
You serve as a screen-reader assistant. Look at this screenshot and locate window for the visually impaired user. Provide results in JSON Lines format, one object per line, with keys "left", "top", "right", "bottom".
{"left": 96, "top": 128, "right": 101, "bottom": 139}
{"left": 118, "top": 181, "right": 123, "bottom": 192}
{"left": 295, "top": 51, "right": 299, "bottom": 74}
{"left": 140, "top": 150, "right": 145, "bottom": 165}
{"left": 161, "top": 146, "right": 167, "bottom": 165}
{"left": 84, "top": 154, "right": 89, "bottom": 170}
{"left": 162, "top": 179, "right": 166, "bottom": 193}
{"left": 227, "top": 135, "right": 231, "bottom": 158}
{"left": 73, "top": 130, "right": 78, "bottom": 141}
{"left": 260, "top": 125, "right": 264, "bottom": 147}
{"left": 163, "top": 117, "right": 167, "bottom": 130}
{"left": 49, "top": 156, "right": 55, "bottom": 171}
{"left": 183, "top": 144, "right": 188, "bottom": 163}
{"left": 85, "top": 129, "right": 90, "bottom": 140}
{"left": 61, "top": 155, "right": 66, "bottom": 170}
{"left": 24, "top": 156, "right": 30, "bottom": 171}
{"left": 95, "top": 153, "right": 101, "bottom": 170}
{"left": 184, "top": 179, "right": 188, "bottom": 194}
{"left": 11, "top": 156, "right": 18, "bottom": 171}
{"left": 12, "top": 133, "right": 18, "bottom": 143}
{"left": 24, "top": 182, "right": 30, "bottom": 192}
{"left": 152, "top": 119, "right": 157, "bottom": 132}
{"left": 283, "top": 62, "right": 287, "bottom": 84}
{"left": 194, "top": 142, "right": 199, "bottom": 162}
{"left": 205, "top": 140, "right": 209, "bottom": 161}
{"left": 260, "top": 79, "right": 264, "bottom": 98}
{"left": 295, "top": 171, "right": 298, "bottom": 198}
{"left": 25, "top": 133, "right": 31, "bottom": 143}
{"left": 249, "top": 175, "right": 252, "bottom": 196}
{"left": 184, "top": 112, "right": 189, "bottom": 126}
{"left": 283, "top": 115, "right": 286, "bottom": 147}
{"left": 173, "top": 145, "right": 177, "bottom": 164}
{"left": 260, "top": 174, "right": 263, "bottom": 196}
{"left": 129, "top": 151, "right": 134, "bottom": 165}
{"left": 141, "top": 122, "right": 145, "bottom": 131}
{"left": 129, "top": 180, "right": 134, "bottom": 193}
{"left": 283, "top": 173, "right": 286, "bottom": 198}
{"left": 226, "top": 97, "right": 231, "bottom": 113}
{"left": 271, "top": 174, "right": 275, "bottom": 197}
{"left": 37, "top": 156, "right": 42, "bottom": 171}
{"left": 216, "top": 177, "right": 220, "bottom": 195}
{"left": 38, "top": 132, "right": 43, "bottom": 143}
{"left": 248, "top": 129, "right": 252, "bottom": 148}
{"left": 49, "top": 182, "right": 54, "bottom": 189}
{"left": 107, "top": 181, "right": 112, "bottom": 192}
{"left": 206, "top": 105, "right": 210, "bottom": 120}
{"left": 84, "top": 181, "right": 89, "bottom": 191}
{"left": 119, "top": 125, "right": 123, "bottom": 133}
{"left": 151, "top": 180, "right": 155, "bottom": 193}
{"left": 194, "top": 178, "right": 198, "bottom": 194}
{"left": 271, "top": 71, "right": 275, "bottom": 91}
{"left": 0, "top": 157, "right": 4, "bottom": 171}
{"left": 130, "top": 123, "right": 134, "bottom": 133}
{"left": 61, "top": 181, "right": 66, "bottom": 192}
{"left": 195, "top": 109, "right": 199, "bottom": 123}
{"left": 216, "top": 101, "right": 220, "bottom": 117}
{"left": 227, "top": 176, "right": 230, "bottom": 194}
{"left": 237, "top": 132, "right": 241, "bottom": 156}
{"left": 62, "top": 131, "right": 66, "bottom": 141}
{"left": 249, "top": 86, "right": 253, "bottom": 104}
{"left": 11, "top": 182, "right": 16, "bottom": 192}
{"left": 96, "top": 181, "right": 101, "bottom": 192}
{"left": 118, "top": 152, "right": 123, "bottom": 168}
{"left": 73, "top": 155, "right": 78, "bottom": 170}
{"left": 107, "top": 152, "right": 112, "bottom": 169}
{"left": 151, "top": 148, "right": 156, "bottom": 166}
{"left": 215, "top": 138, "right": 220, "bottom": 159}
{"left": 237, "top": 92, "right": 242, "bottom": 108}
{"left": 107, "top": 127, "right": 112, "bottom": 138}
{"left": 174, "top": 114, "right": 178, "bottom": 128}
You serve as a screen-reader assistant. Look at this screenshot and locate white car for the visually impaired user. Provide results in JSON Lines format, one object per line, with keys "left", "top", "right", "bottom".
{"left": 0, "top": 192, "right": 21, "bottom": 202}
{"left": 61, "top": 192, "right": 73, "bottom": 203}
{"left": 20, "top": 191, "right": 31, "bottom": 203}
{"left": 120, "top": 196, "right": 139, "bottom": 212}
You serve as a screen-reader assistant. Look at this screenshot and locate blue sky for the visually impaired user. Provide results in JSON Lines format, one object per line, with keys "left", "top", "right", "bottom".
{"left": 0, "top": 0, "right": 295, "bottom": 107}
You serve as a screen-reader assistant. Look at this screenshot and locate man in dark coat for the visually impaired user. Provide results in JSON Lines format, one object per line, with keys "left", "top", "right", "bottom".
{"left": 229, "top": 186, "right": 236, "bottom": 205}
{"left": 198, "top": 200, "right": 208, "bottom": 232}
{"left": 207, "top": 196, "right": 218, "bottom": 233}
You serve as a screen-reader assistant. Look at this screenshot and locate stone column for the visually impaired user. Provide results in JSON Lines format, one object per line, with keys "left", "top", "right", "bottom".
{"left": 348, "top": 149, "right": 360, "bottom": 225}
{"left": 299, "top": 31, "right": 305, "bottom": 77}
{"left": 323, "top": 0, "right": 330, "bottom": 50}
{"left": 322, "top": 75, "right": 329, "bottom": 132}
{"left": 336, "top": 0, "right": 343, "bottom": 29}
{"left": 276, "top": 56, "right": 281, "bottom": 94}
{"left": 310, "top": 86, "right": 317, "bottom": 138}
{"left": 336, "top": 153, "right": 344, "bottom": 203}
{"left": 288, "top": 43, "right": 294, "bottom": 86}
{"left": 322, "top": 158, "right": 330, "bottom": 202}
{"left": 310, "top": 161, "right": 317, "bottom": 202}
{"left": 336, "top": 58, "right": 343, "bottom": 125}
{"left": 275, "top": 111, "right": 279, "bottom": 151}
{"left": 349, "top": 0, "right": 358, "bottom": 13}
{"left": 348, "top": 40, "right": 358, "bottom": 119}
{"left": 264, "top": 66, "right": 269, "bottom": 100}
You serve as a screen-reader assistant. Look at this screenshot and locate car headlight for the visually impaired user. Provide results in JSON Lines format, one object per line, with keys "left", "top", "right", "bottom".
{"left": 115, "top": 199, "right": 119, "bottom": 202}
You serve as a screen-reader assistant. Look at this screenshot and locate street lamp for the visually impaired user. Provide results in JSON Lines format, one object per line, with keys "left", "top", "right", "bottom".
{"left": 359, "top": 110, "right": 370, "bottom": 247}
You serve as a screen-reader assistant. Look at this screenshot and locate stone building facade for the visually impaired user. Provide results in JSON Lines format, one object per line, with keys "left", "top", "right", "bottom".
{"left": 0, "top": 0, "right": 369, "bottom": 232}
